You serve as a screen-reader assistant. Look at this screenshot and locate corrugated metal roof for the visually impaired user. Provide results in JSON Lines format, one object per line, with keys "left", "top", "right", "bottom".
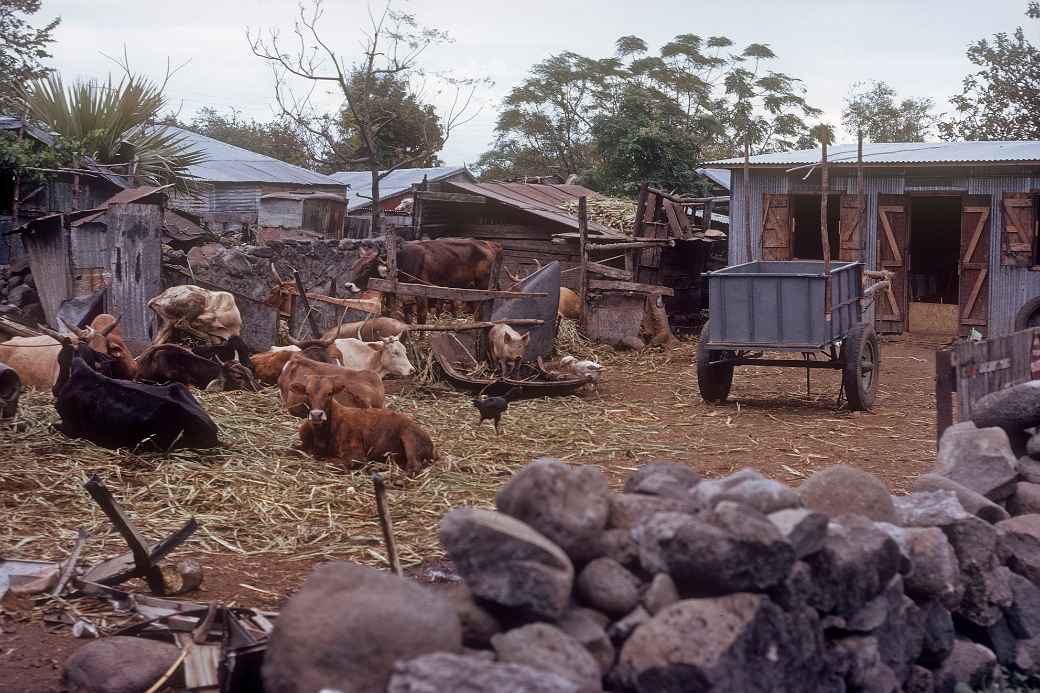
{"left": 696, "top": 167, "right": 731, "bottom": 190}
{"left": 445, "top": 180, "right": 622, "bottom": 237}
{"left": 330, "top": 165, "right": 473, "bottom": 211}
{"left": 159, "top": 126, "right": 347, "bottom": 187}
{"left": 260, "top": 191, "right": 345, "bottom": 203}
{"left": 70, "top": 186, "right": 170, "bottom": 227}
{"left": 705, "top": 141, "right": 1040, "bottom": 167}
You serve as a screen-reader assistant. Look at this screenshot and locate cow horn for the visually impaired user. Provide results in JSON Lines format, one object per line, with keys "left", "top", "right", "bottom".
{"left": 270, "top": 263, "right": 284, "bottom": 285}
{"left": 286, "top": 333, "right": 302, "bottom": 347}
{"left": 59, "top": 317, "right": 88, "bottom": 339}
{"left": 100, "top": 315, "right": 122, "bottom": 336}
{"left": 214, "top": 353, "right": 224, "bottom": 365}
{"left": 36, "top": 323, "right": 72, "bottom": 344}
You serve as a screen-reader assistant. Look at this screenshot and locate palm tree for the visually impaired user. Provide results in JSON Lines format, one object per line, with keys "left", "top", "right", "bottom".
{"left": 18, "top": 73, "right": 206, "bottom": 192}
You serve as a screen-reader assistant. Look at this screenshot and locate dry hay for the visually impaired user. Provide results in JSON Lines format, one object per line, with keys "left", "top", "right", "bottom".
{"left": 558, "top": 196, "right": 638, "bottom": 235}
{"left": 0, "top": 325, "right": 665, "bottom": 574}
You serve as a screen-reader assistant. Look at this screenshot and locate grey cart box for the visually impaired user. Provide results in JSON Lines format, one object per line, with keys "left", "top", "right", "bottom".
{"left": 706, "top": 260, "right": 863, "bottom": 351}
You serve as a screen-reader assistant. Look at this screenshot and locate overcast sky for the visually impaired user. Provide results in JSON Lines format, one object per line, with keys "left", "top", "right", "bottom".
{"left": 40, "top": 0, "right": 1036, "bottom": 169}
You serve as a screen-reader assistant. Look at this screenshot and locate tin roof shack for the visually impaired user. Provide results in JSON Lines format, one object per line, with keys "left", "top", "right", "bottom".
{"left": 706, "top": 140, "right": 1040, "bottom": 338}
{"left": 1, "top": 116, "right": 127, "bottom": 263}
{"left": 412, "top": 180, "right": 625, "bottom": 289}
{"left": 258, "top": 191, "right": 346, "bottom": 241}
{"left": 16, "top": 188, "right": 166, "bottom": 350}
{"left": 162, "top": 127, "right": 346, "bottom": 237}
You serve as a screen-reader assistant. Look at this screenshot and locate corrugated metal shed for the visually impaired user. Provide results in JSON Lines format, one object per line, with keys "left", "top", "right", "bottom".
{"left": 330, "top": 165, "right": 473, "bottom": 211}
{"left": 159, "top": 126, "right": 347, "bottom": 187}
{"left": 707, "top": 141, "right": 1040, "bottom": 167}
{"left": 445, "top": 180, "right": 621, "bottom": 236}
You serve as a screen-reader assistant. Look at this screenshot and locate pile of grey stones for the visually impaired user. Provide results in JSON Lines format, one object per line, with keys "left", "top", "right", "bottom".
{"left": 0, "top": 260, "right": 42, "bottom": 325}
{"left": 252, "top": 417, "right": 1040, "bottom": 693}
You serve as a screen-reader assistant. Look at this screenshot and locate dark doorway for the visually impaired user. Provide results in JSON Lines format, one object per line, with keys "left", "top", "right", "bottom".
{"left": 791, "top": 194, "right": 841, "bottom": 260}
{"left": 909, "top": 197, "right": 960, "bottom": 304}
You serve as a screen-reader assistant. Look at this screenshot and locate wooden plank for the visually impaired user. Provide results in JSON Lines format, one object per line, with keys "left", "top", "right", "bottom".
{"left": 953, "top": 328, "right": 1039, "bottom": 421}
{"left": 578, "top": 197, "right": 589, "bottom": 331}
{"left": 585, "top": 261, "right": 632, "bottom": 281}
{"left": 368, "top": 278, "right": 545, "bottom": 301}
{"left": 173, "top": 633, "right": 220, "bottom": 690}
{"left": 415, "top": 191, "right": 486, "bottom": 204}
{"left": 588, "top": 279, "right": 674, "bottom": 296}
{"left": 935, "top": 349, "right": 954, "bottom": 448}
{"left": 464, "top": 224, "right": 555, "bottom": 240}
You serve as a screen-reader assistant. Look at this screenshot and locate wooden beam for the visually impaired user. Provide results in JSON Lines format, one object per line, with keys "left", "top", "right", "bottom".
{"left": 293, "top": 270, "right": 321, "bottom": 340}
{"left": 588, "top": 240, "right": 675, "bottom": 252}
{"left": 462, "top": 224, "right": 552, "bottom": 240}
{"left": 935, "top": 349, "right": 955, "bottom": 448}
{"left": 578, "top": 196, "right": 589, "bottom": 331}
{"left": 415, "top": 191, "right": 487, "bottom": 204}
{"left": 589, "top": 279, "right": 674, "bottom": 296}
{"left": 408, "top": 318, "right": 545, "bottom": 332}
{"left": 368, "top": 278, "right": 545, "bottom": 301}
{"left": 586, "top": 261, "right": 632, "bottom": 281}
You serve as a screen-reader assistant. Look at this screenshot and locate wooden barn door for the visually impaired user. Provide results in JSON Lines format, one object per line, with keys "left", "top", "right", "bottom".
{"left": 959, "top": 197, "right": 991, "bottom": 336}
{"left": 875, "top": 195, "right": 909, "bottom": 334}
{"left": 839, "top": 194, "right": 866, "bottom": 261}
{"left": 1001, "top": 192, "right": 1037, "bottom": 267}
{"left": 761, "top": 193, "right": 792, "bottom": 260}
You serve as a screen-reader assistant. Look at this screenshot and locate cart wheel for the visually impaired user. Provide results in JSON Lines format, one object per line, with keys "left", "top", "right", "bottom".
{"left": 696, "top": 321, "right": 734, "bottom": 403}
{"left": 841, "top": 322, "right": 880, "bottom": 411}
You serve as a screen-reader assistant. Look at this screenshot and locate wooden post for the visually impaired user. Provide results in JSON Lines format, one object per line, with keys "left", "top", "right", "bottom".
{"left": 743, "top": 134, "right": 753, "bottom": 263}
{"left": 107, "top": 202, "right": 162, "bottom": 351}
{"left": 857, "top": 131, "right": 865, "bottom": 196}
{"left": 384, "top": 222, "right": 398, "bottom": 316}
{"left": 634, "top": 182, "right": 649, "bottom": 236}
{"left": 372, "top": 474, "right": 402, "bottom": 577}
{"left": 293, "top": 269, "right": 322, "bottom": 339}
{"left": 935, "top": 349, "right": 955, "bottom": 448}
{"left": 820, "top": 139, "right": 832, "bottom": 318}
{"left": 578, "top": 196, "right": 589, "bottom": 331}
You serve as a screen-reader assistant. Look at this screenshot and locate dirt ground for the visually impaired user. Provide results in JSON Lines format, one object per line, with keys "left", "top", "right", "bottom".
{"left": 0, "top": 332, "right": 946, "bottom": 691}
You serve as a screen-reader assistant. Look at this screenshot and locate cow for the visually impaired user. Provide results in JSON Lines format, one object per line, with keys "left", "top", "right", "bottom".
{"left": 488, "top": 323, "right": 530, "bottom": 378}
{"left": 395, "top": 238, "right": 502, "bottom": 324}
{"left": 250, "top": 338, "right": 341, "bottom": 386}
{"left": 148, "top": 285, "right": 243, "bottom": 345}
{"left": 322, "top": 316, "right": 409, "bottom": 342}
{"left": 278, "top": 354, "right": 384, "bottom": 418}
{"left": 191, "top": 335, "right": 254, "bottom": 369}
{"left": 558, "top": 287, "right": 581, "bottom": 322}
{"left": 298, "top": 400, "right": 435, "bottom": 474}
{"left": 0, "top": 314, "right": 130, "bottom": 389}
{"left": 51, "top": 340, "right": 219, "bottom": 450}
{"left": 333, "top": 336, "right": 414, "bottom": 378}
{"left": 60, "top": 314, "right": 137, "bottom": 380}
{"left": 0, "top": 362, "right": 21, "bottom": 420}
{"left": 135, "top": 344, "right": 259, "bottom": 392}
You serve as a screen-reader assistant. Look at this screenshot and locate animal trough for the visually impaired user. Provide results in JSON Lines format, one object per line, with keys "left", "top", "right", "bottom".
{"left": 698, "top": 260, "right": 884, "bottom": 411}
{"left": 430, "top": 332, "right": 589, "bottom": 398}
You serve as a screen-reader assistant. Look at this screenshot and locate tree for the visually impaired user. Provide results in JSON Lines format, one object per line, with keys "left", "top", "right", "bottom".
{"left": 939, "top": 3, "right": 1040, "bottom": 140}
{"left": 842, "top": 81, "right": 936, "bottom": 142}
{"left": 19, "top": 72, "right": 207, "bottom": 192}
{"left": 0, "top": 0, "right": 59, "bottom": 113}
{"left": 249, "top": 1, "right": 486, "bottom": 232}
{"left": 177, "top": 107, "right": 320, "bottom": 169}
{"left": 477, "top": 34, "right": 819, "bottom": 191}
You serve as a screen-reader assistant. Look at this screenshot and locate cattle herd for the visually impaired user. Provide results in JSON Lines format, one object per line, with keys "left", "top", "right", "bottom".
{"left": 0, "top": 237, "right": 606, "bottom": 475}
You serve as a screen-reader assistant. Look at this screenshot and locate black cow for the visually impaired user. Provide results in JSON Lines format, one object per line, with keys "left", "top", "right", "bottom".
{"left": 53, "top": 343, "right": 219, "bottom": 450}
{"left": 191, "top": 335, "right": 254, "bottom": 369}
{"left": 136, "top": 344, "right": 259, "bottom": 392}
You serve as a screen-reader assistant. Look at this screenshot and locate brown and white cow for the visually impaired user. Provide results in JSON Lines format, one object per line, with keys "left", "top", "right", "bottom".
{"left": 298, "top": 399, "right": 435, "bottom": 474}
{"left": 333, "top": 336, "right": 414, "bottom": 378}
{"left": 488, "top": 323, "right": 530, "bottom": 378}
{"left": 323, "top": 316, "right": 409, "bottom": 342}
{"left": 0, "top": 314, "right": 132, "bottom": 389}
{"left": 148, "top": 285, "right": 243, "bottom": 345}
{"left": 278, "top": 354, "right": 384, "bottom": 418}
{"left": 250, "top": 339, "right": 341, "bottom": 385}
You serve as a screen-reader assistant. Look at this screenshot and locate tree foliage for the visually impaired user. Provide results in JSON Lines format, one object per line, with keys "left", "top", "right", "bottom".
{"left": 939, "top": 3, "right": 1040, "bottom": 140}
{"left": 19, "top": 73, "right": 207, "bottom": 192}
{"left": 842, "top": 81, "right": 936, "bottom": 142}
{"left": 0, "top": 0, "right": 59, "bottom": 113}
{"left": 478, "top": 33, "right": 819, "bottom": 193}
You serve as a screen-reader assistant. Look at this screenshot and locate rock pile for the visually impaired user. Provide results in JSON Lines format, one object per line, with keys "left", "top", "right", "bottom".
{"left": 0, "top": 261, "right": 42, "bottom": 325}
{"left": 250, "top": 443, "right": 1040, "bottom": 692}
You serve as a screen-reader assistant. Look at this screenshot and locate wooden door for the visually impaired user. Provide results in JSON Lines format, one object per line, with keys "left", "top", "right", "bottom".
{"left": 1002, "top": 192, "right": 1037, "bottom": 267}
{"left": 839, "top": 194, "right": 866, "bottom": 261}
{"left": 959, "top": 197, "right": 991, "bottom": 336}
{"left": 875, "top": 196, "right": 908, "bottom": 333}
{"left": 761, "top": 193, "right": 792, "bottom": 260}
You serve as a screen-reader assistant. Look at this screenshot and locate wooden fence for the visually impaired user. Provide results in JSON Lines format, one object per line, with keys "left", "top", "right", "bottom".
{"left": 935, "top": 327, "right": 1040, "bottom": 443}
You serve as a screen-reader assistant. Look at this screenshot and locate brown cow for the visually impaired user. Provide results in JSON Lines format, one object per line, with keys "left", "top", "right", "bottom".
{"left": 135, "top": 344, "right": 258, "bottom": 392}
{"left": 298, "top": 400, "right": 435, "bottom": 474}
{"left": 396, "top": 238, "right": 502, "bottom": 324}
{"left": 278, "top": 354, "right": 384, "bottom": 418}
{"left": 558, "top": 287, "right": 581, "bottom": 322}
{"left": 61, "top": 315, "right": 137, "bottom": 380}
{"left": 250, "top": 339, "right": 341, "bottom": 385}
{"left": 0, "top": 314, "right": 132, "bottom": 389}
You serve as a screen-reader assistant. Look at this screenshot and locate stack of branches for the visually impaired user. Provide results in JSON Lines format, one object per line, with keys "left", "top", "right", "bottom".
{"left": 558, "top": 196, "right": 638, "bottom": 235}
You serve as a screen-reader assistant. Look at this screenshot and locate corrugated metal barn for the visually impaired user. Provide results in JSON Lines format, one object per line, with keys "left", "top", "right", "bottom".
{"left": 163, "top": 126, "right": 346, "bottom": 228}
{"left": 707, "top": 141, "right": 1040, "bottom": 337}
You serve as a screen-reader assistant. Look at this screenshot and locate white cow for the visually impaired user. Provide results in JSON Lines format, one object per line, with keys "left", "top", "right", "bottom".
{"left": 148, "top": 285, "right": 243, "bottom": 345}
{"left": 333, "top": 336, "right": 414, "bottom": 379}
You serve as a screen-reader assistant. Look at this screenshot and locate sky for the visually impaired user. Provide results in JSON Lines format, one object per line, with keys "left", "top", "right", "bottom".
{"left": 39, "top": 0, "right": 1037, "bottom": 169}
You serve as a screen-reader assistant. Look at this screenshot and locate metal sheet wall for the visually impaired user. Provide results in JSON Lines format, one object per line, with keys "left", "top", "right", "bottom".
{"left": 211, "top": 184, "right": 261, "bottom": 213}
{"left": 69, "top": 223, "right": 110, "bottom": 296}
{"left": 728, "top": 171, "right": 789, "bottom": 264}
{"left": 970, "top": 175, "right": 1035, "bottom": 336}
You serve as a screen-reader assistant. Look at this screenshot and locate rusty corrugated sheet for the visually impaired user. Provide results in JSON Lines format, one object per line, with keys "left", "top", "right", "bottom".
{"left": 106, "top": 202, "right": 162, "bottom": 351}
{"left": 445, "top": 180, "right": 619, "bottom": 235}
{"left": 19, "top": 215, "right": 73, "bottom": 327}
